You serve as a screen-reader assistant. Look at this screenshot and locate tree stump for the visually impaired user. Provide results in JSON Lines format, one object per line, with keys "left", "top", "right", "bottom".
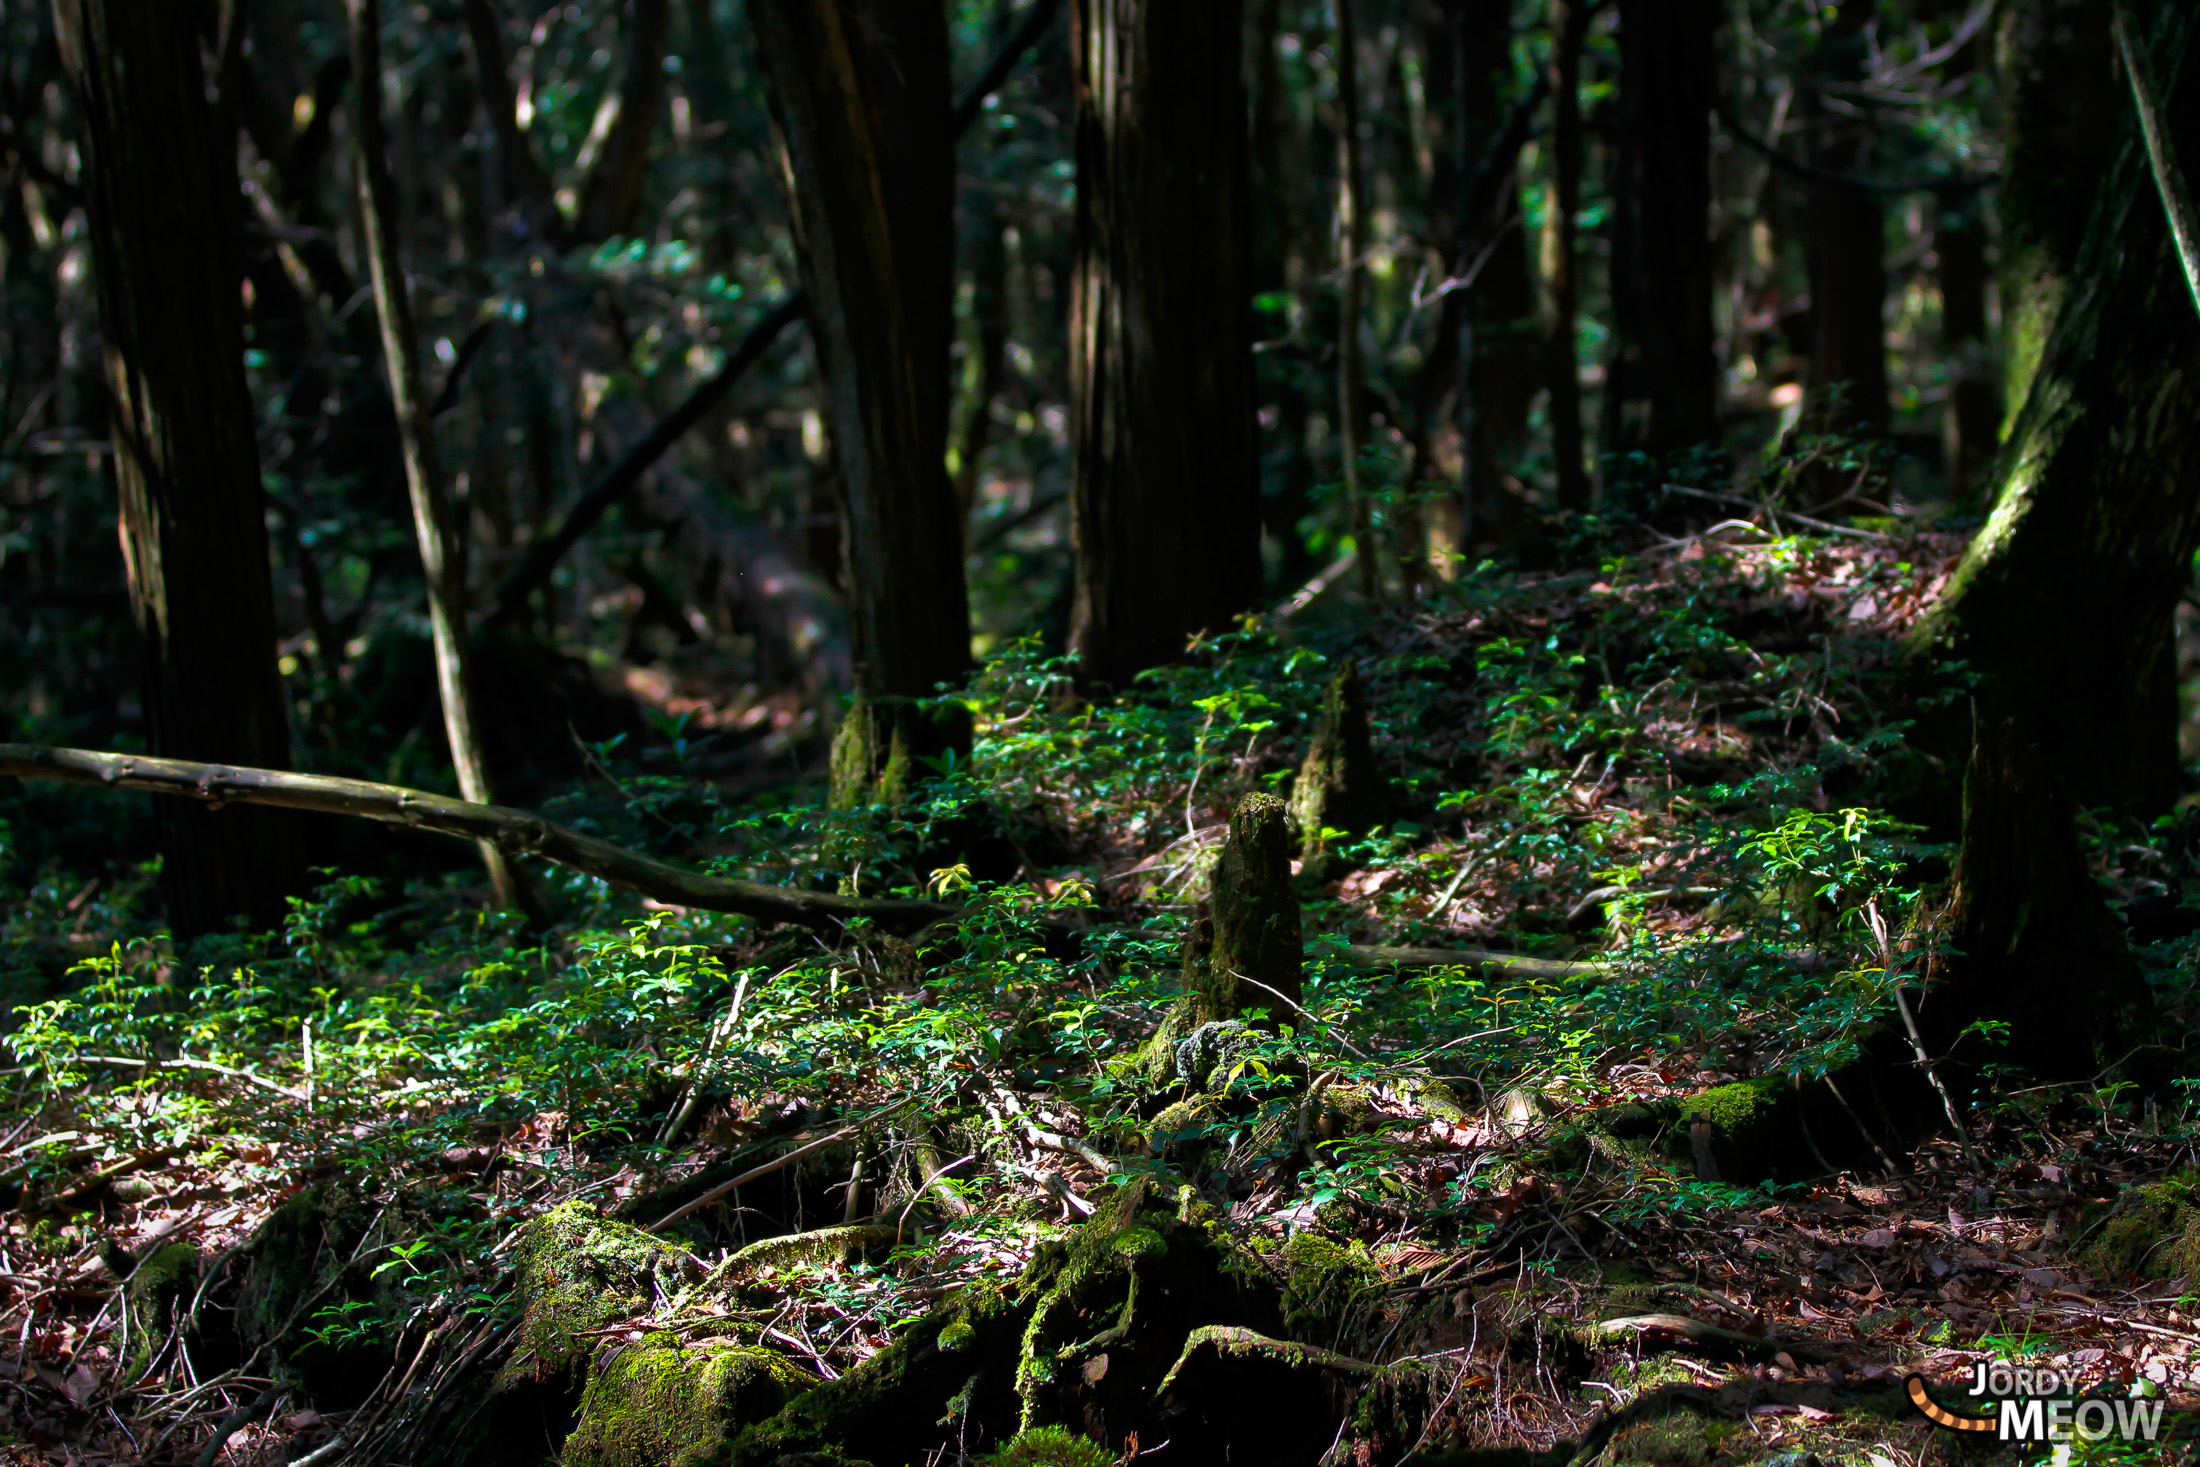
{"left": 1288, "top": 661, "right": 1389, "bottom": 881}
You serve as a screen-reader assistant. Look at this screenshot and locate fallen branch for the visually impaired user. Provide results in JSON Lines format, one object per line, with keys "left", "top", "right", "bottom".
{"left": 1154, "top": 1325, "right": 1388, "bottom": 1397}
{"left": 651, "top": 1103, "right": 912, "bottom": 1231}
{"left": 1593, "top": 1313, "right": 1831, "bottom": 1364}
{"left": 4, "top": 744, "right": 1578, "bottom": 978}
{"left": 0, "top": 744, "right": 958, "bottom": 936}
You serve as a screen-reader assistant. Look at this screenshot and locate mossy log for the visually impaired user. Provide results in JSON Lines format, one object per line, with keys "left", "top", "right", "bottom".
{"left": 1288, "top": 660, "right": 1390, "bottom": 880}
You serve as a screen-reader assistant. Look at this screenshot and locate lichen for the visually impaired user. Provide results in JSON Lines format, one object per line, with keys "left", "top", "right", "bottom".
{"left": 977, "top": 1424, "right": 1113, "bottom": 1467}
{"left": 505, "top": 1201, "right": 697, "bottom": 1380}
{"left": 561, "top": 1333, "right": 810, "bottom": 1467}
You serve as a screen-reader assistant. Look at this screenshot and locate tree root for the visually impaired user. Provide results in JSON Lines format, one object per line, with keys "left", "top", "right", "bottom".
{"left": 1152, "top": 1325, "right": 1386, "bottom": 1395}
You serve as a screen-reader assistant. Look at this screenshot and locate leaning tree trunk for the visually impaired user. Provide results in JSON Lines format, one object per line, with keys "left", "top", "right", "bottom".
{"left": 1996, "top": 0, "right": 2119, "bottom": 435}
{"left": 1799, "top": 0, "right": 1888, "bottom": 438}
{"left": 1067, "top": 0, "right": 1260, "bottom": 690}
{"left": 1914, "top": 1, "right": 2200, "bottom": 819}
{"left": 1603, "top": 0, "right": 1718, "bottom": 461}
{"left": 350, "top": 0, "right": 529, "bottom": 913}
{"left": 750, "top": 0, "right": 971, "bottom": 806}
{"left": 53, "top": 0, "right": 302, "bottom": 936}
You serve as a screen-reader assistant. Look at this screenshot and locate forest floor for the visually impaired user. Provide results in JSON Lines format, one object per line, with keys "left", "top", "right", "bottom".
{"left": 0, "top": 506, "right": 2197, "bottom": 1466}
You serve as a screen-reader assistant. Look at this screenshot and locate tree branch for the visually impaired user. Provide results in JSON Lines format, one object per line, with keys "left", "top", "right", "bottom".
{"left": 950, "top": 0, "right": 1065, "bottom": 137}
{"left": 2114, "top": 0, "right": 2200, "bottom": 318}
{"left": 0, "top": 743, "right": 958, "bottom": 935}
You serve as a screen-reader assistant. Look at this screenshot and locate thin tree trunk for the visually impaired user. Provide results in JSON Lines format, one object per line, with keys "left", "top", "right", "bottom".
{"left": 1066, "top": 0, "right": 1259, "bottom": 689}
{"left": 1604, "top": 0, "right": 1717, "bottom": 460}
{"left": 571, "top": 0, "right": 671, "bottom": 241}
{"left": 954, "top": 202, "right": 1011, "bottom": 523}
{"left": 53, "top": 0, "right": 302, "bottom": 936}
{"left": 1800, "top": 0, "right": 1888, "bottom": 437}
{"left": 1336, "top": 0, "right": 1379, "bottom": 598}
{"left": 750, "top": 0, "right": 970, "bottom": 805}
{"left": 1996, "top": 0, "right": 2118, "bottom": 435}
{"left": 1915, "top": 4, "right": 2200, "bottom": 819}
{"left": 1544, "top": 0, "right": 1590, "bottom": 511}
{"left": 348, "top": 0, "right": 527, "bottom": 911}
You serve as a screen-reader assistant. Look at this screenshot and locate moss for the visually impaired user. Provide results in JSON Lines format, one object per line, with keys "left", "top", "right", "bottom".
{"left": 1411, "top": 1076, "right": 1475, "bottom": 1125}
{"left": 1288, "top": 660, "right": 1389, "bottom": 880}
{"left": 1677, "top": 1079, "right": 1779, "bottom": 1137}
{"left": 124, "top": 1241, "right": 197, "bottom": 1380}
{"left": 562, "top": 1333, "right": 810, "bottom": 1467}
{"left": 505, "top": 1201, "right": 698, "bottom": 1380}
{"left": 1278, "top": 1233, "right": 1379, "bottom": 1334}
{"left": 2075, "top": 1175, "right": 2200, "bottom": 1283}
{"left": 976, "top": 1425, "right": 1112, "bottom": 1467}
{"left": 725, "top": 1286, "right": 1025, "bottom": 1466}
{"left": 1145, "top": 1095, "right": 1225, "bottom": 1149}
{"left": 712, "top": 1225, "right": 898, "bottom": 1283}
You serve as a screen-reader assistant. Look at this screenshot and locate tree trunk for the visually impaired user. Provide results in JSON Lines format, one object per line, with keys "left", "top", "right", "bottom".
{"left": 1335, "top": 0, "right": 1379, "bottom": 599}
{"left": 1935, "top": 200, "right": 1997, "bottom": 502}
{"left": 1799, "top": 0, "right": 1888, "bottom": 437}
{"left": 1457, "top": 0, "right": 1539, "bottom": 547}
{"left": 53, "top": 0, "right": 302, "bottom": 936}
{"left": 1544, "top": 0, "right": 1590, "bottom": 511}
{"left": 1603, "top": 0, "right": 1718, "bottom": 461}
{"left": 1066, "top": 0, "right": 1260, "bottom": 689}
{"left": 1996, "top": 0, "right": 2119, "bottom": 435}
{"left": 571, "top": 0, "right": 670, "bottom": 242}
{"left": 349, "top": 0, "right": 529, "bottom": 912}
{"left": 1914, "top": 3, "right": 2200, "bottom": 820}
{"left": 750, "top": 0, "right": 971, "bottom": 804}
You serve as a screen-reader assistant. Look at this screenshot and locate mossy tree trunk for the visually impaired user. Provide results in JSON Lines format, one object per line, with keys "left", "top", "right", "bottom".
{"left": 54, "top": 0, "right": 303, "bottom": 936}
{"left": 1996, "top": 0, "right": 2120, "bottom": 433}
{"left": 1288, "top": 661, "right": 1389, "bottom": 881}
{"left": 750, "top": 0, "right": 972, "bottom": 806}
{"left": 1067, "top": 0, "right": 1261, "bottom": 690}
{"left": 1924, "top": 720, "right": 2154, "bottom": 1083}
{"left": 1915, "top": 2, "right": 2200, "bottom": 819}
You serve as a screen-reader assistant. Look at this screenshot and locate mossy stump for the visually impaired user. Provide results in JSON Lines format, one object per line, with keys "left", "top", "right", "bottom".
{"left": 562, "top": 1333, "right": 810, "bottom": 1467}
{"left": 2075, "top": 1176, "right": 2200, "bottom": 1283}
{"left": 124, "top": 1241, "right": 197, "bottom": 1380}
{"left": 1288, "top": 661, "right": 1389, "bottom": 882}
{"left": 1144, "top": 793, "right": 1303, "bottom": 1086}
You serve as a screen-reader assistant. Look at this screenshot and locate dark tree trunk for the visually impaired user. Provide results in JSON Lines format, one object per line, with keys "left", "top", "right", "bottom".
{"left": 1917, "top": 5, "right": 2200, "bottom": 821}
{"left": 1544, "top": 0, "right": 1590, "bottom": 511}
{"left": 750, "top": 0, "right": 971, "bottom": 804}
{"left": 953, "top": 204, "right": 1011, "bottom": 522}
{"left": 1996, "top": 0, "right": 2119, "bottom": 433}
{"left": 1457, "top": 0, "right": 1539, "bottom": 547}
{"left": 572, "top": 0, "right": 670, "bottom": 242}
{"left": 1935, "top": 200, "right": 1997, "bottom": 502}
{"left": 1603, "top": 0, "right": 1718, "bottom": 460}
{"left": 1335, "top": 0, "right": 1379, "bottom": 599}
{"left": 54, "top": 0, "right": 302, "bottom": 936}
{"left": 1067, "top": 0, "right": 1259, "bottom": 689}
{"left": 1799, "top": 1, "right": 1888, "bottom": 437}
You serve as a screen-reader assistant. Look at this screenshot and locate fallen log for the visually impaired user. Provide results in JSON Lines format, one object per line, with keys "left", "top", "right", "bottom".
{"left": 0, "top": 744, "right": 1612, "bottom": 981}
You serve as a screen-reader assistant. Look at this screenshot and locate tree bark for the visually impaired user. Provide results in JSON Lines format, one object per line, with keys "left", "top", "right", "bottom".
{"left": 349, "top": 0, "right": 528, "bottom": 911}
{"left": 1335, "top": 0, "right": 1379, "bottom": 598}
{"left": 1066, "top": 0, "right": 1260, "bottom": 689}
{"left": 1456, "top": 0, "right": 1540, "bottom": 546}
{"left": 1799, "top": 0, "right": 1888, "bottom": 437}
{"left": 1914, "top": 3, "right": 2200, "bottom": 819}
{"left": 1544, "top": 0, "right": 1591, "bottom": 510}
{"left": 53, "top": 0, "right": 302, "bottom": 936}
{"left": 1996, "top": 0, "right": 2118, "bottom": 435}
{"left": 571, "top": 0, "right": 671, "bottom": 242}
{"left": 750, "top": 0, "right": 971, "bottom": 805}
{"left": 1603, "top": 0, "right": 1718, "bottom": 460}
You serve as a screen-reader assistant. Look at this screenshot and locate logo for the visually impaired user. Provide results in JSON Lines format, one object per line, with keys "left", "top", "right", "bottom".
{"left": 1907, "top": 1362, "right": 2166, "bottom": 1445}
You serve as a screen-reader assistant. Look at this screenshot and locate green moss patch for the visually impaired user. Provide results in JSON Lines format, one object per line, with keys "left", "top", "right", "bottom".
{"left": 561, "top": 1332, "right": 810, "bottom": 1467}
{"left": 2074, "top": 1175, "right": 2200, "bottom": 1283}
{"left": 506, "top": 1201, "right": 699, "bottom": 1379}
